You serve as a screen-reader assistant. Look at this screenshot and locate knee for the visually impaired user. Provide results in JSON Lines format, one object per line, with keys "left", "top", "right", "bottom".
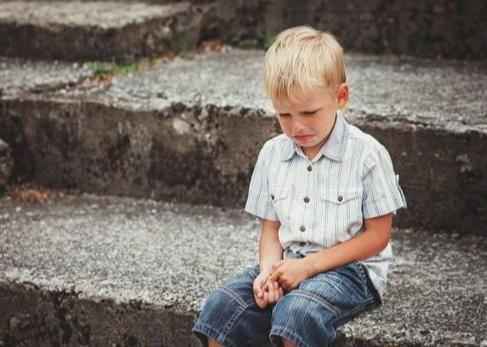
{"left": 198, "top": 287, "right": 245, "bottom": 322}
{"left": 272, "top": 291, "right": 334, "bottom": 326}
{"left": 195, "top": 286, "right": 272, "bottom": 347}
{"left": 271, "top": 291, "right": 336, "bottom": 345}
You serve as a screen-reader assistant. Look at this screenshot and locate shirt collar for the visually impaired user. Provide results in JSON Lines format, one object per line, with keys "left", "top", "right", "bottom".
{"left": 280, "top": 113, "right": 348, "bottom": 162}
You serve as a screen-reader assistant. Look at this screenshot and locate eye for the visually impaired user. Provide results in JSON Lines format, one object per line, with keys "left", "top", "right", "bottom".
{"left": 302, "top": 109, "right": 320, "bottom": 116}
{"left": 278, "top": 113, "right": 291, "bottom": 118}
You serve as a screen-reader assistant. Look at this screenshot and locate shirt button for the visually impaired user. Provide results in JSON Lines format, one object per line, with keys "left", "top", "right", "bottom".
{"left": 338, "top": 195, "right": 343, "bottom": 202}
{"left": 304, "top": 197, "right": 310, "bottom": 203}
{"left": 307, "top": 165, "right": 312, "bottom": 172}
{"left": 299, "top": 225, "right": 306, "bottom": 232}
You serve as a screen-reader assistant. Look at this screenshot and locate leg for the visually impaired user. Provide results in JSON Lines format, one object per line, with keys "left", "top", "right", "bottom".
{"left": 208, "top": 339, "right": 222, "bottom": 347}
{"left": 282, "top": 338, "right": 296, "bottom": 347}
{"left": 192, "top": 264, "right": 273, "bottom": 347}
{"left": 269, "top": 262, "right": 381, "bottom": 347}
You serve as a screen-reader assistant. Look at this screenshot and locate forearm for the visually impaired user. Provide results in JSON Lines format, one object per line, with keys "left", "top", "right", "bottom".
{"left": 302, "top": 215, "right": 392, "bottom": 278}
{"left": 259, "top": 220, "right": 283, "bottom": 273}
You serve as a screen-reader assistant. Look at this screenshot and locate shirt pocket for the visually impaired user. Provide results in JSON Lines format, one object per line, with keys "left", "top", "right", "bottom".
{"left": 320, "top": 188, "right": 363, "bottom": 243}
{"left": 270, "top": 185, "right": 291, "bottom": 223}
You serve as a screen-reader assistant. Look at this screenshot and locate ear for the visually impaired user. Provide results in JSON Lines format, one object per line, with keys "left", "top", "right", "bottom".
{"left": 337, "top": 83, "right": 349, "bottom": 109}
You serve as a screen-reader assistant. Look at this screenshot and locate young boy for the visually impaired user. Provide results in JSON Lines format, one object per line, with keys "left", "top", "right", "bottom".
{"left": 192, "top": 26, "right": 406, "bottom": 347}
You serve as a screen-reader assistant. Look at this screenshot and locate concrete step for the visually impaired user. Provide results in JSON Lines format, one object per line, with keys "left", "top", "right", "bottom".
{"left": 5, "top": 0, "right": 487, "bottom": 60}
{"left": 0, "top": 191, "right": 486, "bottom": 346}
{"left": 1, "top": 49, "right": 487, "bottom": 233}
{"left": 0, "top": 1, "right": 204, "bottom": 62}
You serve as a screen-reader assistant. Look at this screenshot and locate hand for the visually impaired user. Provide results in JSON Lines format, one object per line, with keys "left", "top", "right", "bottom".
{"left": 253, "top": 269, "right": 284, "bottom": 309}
{"left": 268, "top": 258, "right": 312, "bottom": 292}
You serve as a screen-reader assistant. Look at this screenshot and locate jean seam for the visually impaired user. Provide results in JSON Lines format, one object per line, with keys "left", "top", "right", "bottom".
{"left": 220, "top": 302, "right": 247, "bottom": 342}
{"left": 287, "top": 289, "right": 340, "bottom": 316}
{"left": 356, "top": 262, "right": 382, "bottom": 305}
{"left": 219, "top": 287, "right": 249, "bottom": 309}
{"left": 353, "top": 262, "right": 369, "bottom": 295}
{"left": 270, "top": 325, "right": 308, "bottom": 347}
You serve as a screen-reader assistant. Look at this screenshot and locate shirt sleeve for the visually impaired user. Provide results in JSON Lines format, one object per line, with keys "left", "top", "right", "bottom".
{"left": 244, "top": 142, "right": 278, "bottom": 221}
{"left": 362, "top": 144, "right": 407, "bottom": 219}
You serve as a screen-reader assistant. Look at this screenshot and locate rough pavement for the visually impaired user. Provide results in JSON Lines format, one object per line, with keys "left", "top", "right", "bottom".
{"left": 0, "top": 57, "right": 93, "bottom": 97}
{"left": 0, "top": 1, "right": 202, "bottom": 61}
{"left": 61, "top": 49, "right": 487, "bottom": 132}
{"left": 0, "top": 193, "right": 486, "bottom": 346}
{"left": 1, "top": 49, "right": 487, "bottom": 232}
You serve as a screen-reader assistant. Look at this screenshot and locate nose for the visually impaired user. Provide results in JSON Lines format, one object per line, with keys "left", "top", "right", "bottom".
{"left": 291, "top": 118, "right": 307, "bottom": 135}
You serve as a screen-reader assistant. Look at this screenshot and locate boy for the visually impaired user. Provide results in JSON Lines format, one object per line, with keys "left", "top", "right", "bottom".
{"left": 192, "top": 26, "right": 406, "bottom": 347}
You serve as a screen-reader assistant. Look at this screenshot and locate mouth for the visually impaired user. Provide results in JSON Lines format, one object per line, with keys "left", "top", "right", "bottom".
{"left": 294, "top": 134, "right": 314, "bottom": 142}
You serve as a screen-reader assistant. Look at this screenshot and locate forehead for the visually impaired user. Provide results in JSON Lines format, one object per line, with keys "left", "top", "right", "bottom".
{"left": 272, "top": 87, "right": 335, "bottom": 111}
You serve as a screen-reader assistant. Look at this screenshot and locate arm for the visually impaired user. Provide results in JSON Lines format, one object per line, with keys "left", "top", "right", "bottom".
{"left": 301, "top": 213, "right": 393, "bottom": 278}
{"left": 259, "top": 219, "right": 283, "bottom": 273}
{"left": 253, "top": 219, "right": 284, "bottom": 308}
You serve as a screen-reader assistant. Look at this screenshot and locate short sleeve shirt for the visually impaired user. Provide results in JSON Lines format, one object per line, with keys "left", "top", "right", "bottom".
{"left": 245, "top": 113, "right": 407, "bottom": 299}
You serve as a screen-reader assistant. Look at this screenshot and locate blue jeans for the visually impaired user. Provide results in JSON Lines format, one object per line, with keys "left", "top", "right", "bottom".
{"left": 192, "top": 260, "right": 381, "bottom": 347}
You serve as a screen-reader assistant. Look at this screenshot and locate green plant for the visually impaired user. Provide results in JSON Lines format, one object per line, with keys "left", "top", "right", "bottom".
{"left": 86, "top": 62, "right": 139, "bottom": 78}
{"left": 263, "top": 32, "right": 277, "bottom": 50}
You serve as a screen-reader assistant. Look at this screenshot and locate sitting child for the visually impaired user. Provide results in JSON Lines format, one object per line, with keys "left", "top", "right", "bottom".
{"left": 192, "top": 25, "right": 407, "bottom": 347}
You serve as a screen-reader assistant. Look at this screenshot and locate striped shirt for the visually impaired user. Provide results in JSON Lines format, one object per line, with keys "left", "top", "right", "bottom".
{"left": 245, "top": 113, "right": 407, "bottom": 299}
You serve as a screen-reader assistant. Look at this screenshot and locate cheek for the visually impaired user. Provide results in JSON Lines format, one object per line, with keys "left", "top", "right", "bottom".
{"left": 278, "top": 118, "right": 292, "bottom": 133}
{"left": 301, "top": 119, "right": 320, "bottom": 133}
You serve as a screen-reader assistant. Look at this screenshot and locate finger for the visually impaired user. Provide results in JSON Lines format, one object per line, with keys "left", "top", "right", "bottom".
{"left": 279, "top": 279, "right": 288, "bottom": 292}
{"left": 268, "top": 282, "right": 278, "bottom": 302}
{"left": 254, "top": 277, "right": 266, "bottom": 293}
{"left": 269, "top": 271, "right": 281, "bottom": 282}
{"left": 254, "top": 293, "right": 266, "bottom": 309}
{"left": 253, "top": 283, "right": 261, "bottom": 297}
{"left": 254, "top": 284, "right": 264, "bottom": 299}
{"left": 266, "top": 286, "right": 274, "bottom": 303}
{"left": 261, "top": 281, "right": 272, "bottom": 298}
{"left": 273, "top": 281, "right": 281, "bottom": 302}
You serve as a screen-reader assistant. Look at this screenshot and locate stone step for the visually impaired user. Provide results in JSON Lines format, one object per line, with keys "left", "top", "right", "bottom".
{"left": 0, "top": 192, "right": 486, "bottom": 346}
{"left": 5, "top": 0, "right": 487, "bottom": 60}
{"left": 0, "top": 1, "right": 204, "bottom": 62}
{"left": 1, "top": 49, "right": 487, "bottom": 233}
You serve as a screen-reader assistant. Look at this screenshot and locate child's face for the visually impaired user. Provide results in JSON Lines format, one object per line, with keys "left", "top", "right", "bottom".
{"left": 272, "top": 84, "right": 348, "bottom": 158}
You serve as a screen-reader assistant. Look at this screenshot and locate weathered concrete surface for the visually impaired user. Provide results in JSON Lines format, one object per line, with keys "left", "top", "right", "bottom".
{"left": 199, "top": 0, "right": 487, "bottom": 60}
{"left": 13, "top": 0, "right": 487, "bottom": 59}
{"left": 0, "top": 57, "right": 96, "bottom": 184}
{"left": 0, "top": 1, "right": 204, "bottom": 62}
{"left": 0, "top": 57, "right": 94, "bottom": 97}
{"left": 0, "top": 193, "right": 486, "bottom": 346}
{"left": 0, "top": 138, "right": 14, "bottom": 187}
{"left": 1, "top": 49, "right": 486, "bottom": 233}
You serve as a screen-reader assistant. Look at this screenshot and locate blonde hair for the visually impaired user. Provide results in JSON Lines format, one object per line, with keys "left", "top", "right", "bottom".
{"left": 264, "top": 26, "right": 346, "bottom": 100}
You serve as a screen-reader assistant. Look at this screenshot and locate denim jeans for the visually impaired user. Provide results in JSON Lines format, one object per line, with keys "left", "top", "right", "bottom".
{"left": 192, "top": 258, "right": 381, "bottom": 347}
